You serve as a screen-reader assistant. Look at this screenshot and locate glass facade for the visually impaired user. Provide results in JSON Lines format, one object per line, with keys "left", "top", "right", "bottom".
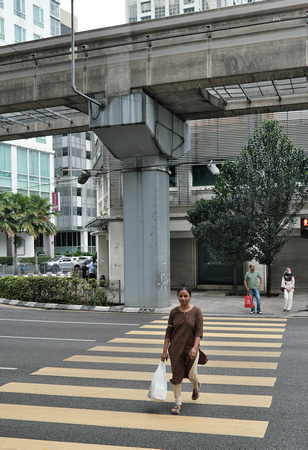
{"left": 14, "top": 0, "right": 25, "bottom": 19}
{"left": 33, "top": 5, "right": 44, "bottom": 28}
{"left": 50, "top": 16, "right": 60, "bottom": 36}
{"left": 14, "top": 24, "right": 26, "bottom": 43}
{"left": 16, "top": 147, "right": 50, "bottom": 196}
{"left": 0, "top": 143, "right": 11, "bottom": 191}
{"left": 0, "top": 18, "right": 4, "bottom": 40}
{"left": 126, "top": 0, "right": 264, "bottom": 21}
{"left": 192, "top": 164, "right": 222, "bottom": 186}
{"left": 50, "top": 0, "right": 60, "bottom": 19}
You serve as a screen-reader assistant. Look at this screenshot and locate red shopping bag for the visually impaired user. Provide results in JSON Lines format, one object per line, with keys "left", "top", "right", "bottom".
{"left": 244, "top": 295, "right": 253, "bottom": 308}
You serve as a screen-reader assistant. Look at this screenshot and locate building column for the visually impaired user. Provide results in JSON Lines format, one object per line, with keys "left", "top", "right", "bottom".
{"left": 90, "top": 92, "right": 190, "bottom": 308}
{"left": 122, "top": 155, "right": 170, "bottom": 307}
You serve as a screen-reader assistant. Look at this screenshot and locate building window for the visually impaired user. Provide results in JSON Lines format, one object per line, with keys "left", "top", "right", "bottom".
{"left": 169, "top": 166, "right": 177, "bottom": 188}
{"left": 0, "top": 143, "right": 11, "bottom": 190}
{"left": 169, "top": 0, "right": 180, "bottom": 15}
{"left": 155, "top": 7, "right": 166, "bottom": 18}
{"left": 0, "top": 18, "right": 4, "bottom": 40}
{"left": 0, "top": 1, "right": 4, "bottom": 9}
{"left": 34, "top": 34, "right": 42, "bottom": 40}
{"left": 141, "top": 1, "right": 151, "bottom": 13}
{"left": 14, "top": 0, "right": 25, "bottom": 19}
{"left": 50, "top": 16, "right": 60, "bottom": 36}
{"left": 77, "top": 187, "right": 81, "bottom": 196}
{"left": 61, "top": 166, "right": 68, "bottom": 176}
{"left": 33, "top": 5, "right": 44, "bottom": 28}
{"left": 183, "top": 7, "right": 195, "bottom": 13}
{"left": 128, "top": 3, "right": 137, "bottom": 22}
{"left": 50, "top": 0, "right": 60, "bottom": 19}
{"left": 36, "top": 137, "right": 46, "bottom": 143}
{"left": 14, "top": 24, "right": 26, "bottom": 43}
{"left": 77, "top": 207, "right": 82, "bottom": 216}
{"left": 192, "top": 164, "right": 221, "bottom": 187}
{"left": 141, "top": 15, "right": 151, "bottom": 20}
{"left": 62, "top": 146, "right": 68, "bottom": 156}
{"left": 184, "top": 0, "right": 194, "bottom": 3}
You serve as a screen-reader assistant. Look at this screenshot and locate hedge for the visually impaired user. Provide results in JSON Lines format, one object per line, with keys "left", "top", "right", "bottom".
{"left": 0, "top": 256, "right": 51, "bottom": 265}
{"left": 0, "top": 276, "right": 112, "bottom": 306}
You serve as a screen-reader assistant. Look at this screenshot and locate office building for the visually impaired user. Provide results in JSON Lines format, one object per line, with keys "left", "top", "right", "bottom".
{"left": 0, "top": 1, "right": 96, "bottom": 257}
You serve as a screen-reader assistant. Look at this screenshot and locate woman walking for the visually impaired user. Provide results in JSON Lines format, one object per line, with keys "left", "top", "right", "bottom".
{"left": 161, "top": 286, "right": 207, "bottom": 415}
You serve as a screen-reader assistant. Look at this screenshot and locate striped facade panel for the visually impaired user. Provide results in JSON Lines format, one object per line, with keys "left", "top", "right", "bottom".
{"left": 170, "top": 238, "right": 195, "bottom": 289}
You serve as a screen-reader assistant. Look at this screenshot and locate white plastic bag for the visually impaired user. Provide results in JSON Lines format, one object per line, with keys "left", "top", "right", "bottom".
{"left": 147, "top": 361, "right": 167, "bottom": 402}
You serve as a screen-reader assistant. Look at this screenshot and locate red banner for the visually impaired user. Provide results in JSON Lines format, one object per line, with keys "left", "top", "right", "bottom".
{"left": 52, "top": 192, "right": 60, "bottom": 212}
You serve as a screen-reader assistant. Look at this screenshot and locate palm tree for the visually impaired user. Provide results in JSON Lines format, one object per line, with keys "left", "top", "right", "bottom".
{"left": 0, "top": 192, "right": 59, "bottom": 275}
{"left": 25, "top": 194, "right": 59, "bottom": 274}
{"left": 0, "top": 192, "right": 33, "bottom": 274}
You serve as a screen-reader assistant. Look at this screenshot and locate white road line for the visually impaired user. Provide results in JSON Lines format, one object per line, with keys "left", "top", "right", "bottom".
{"left": 0, "top": 319, "right": 139, "bottom": 326}
{"left": 0, "top": 367, "right": 17, "bottom": 370}
{"left": 0, "top": 336, "right": 96, "bottom": 341}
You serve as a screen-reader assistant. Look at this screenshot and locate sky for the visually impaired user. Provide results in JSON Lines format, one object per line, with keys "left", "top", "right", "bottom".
{"left": 60, "top": 0, "right": 126, "bottom": 32}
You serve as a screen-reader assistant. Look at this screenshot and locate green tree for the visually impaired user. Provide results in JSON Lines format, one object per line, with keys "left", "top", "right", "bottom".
{"left": 25, "top": 194, "right": 59, "bottom": 274}
{"left": 0, "top": 192, "right": 58, "bottom": 275}
{"left": 215, "top": 119, "right": 308, "bottom": 296}
{"left": 0, "top": 192, "right": 33, "bottom": 274}
{"left": 187, "top": 196, "right": 253, "bottom": 294}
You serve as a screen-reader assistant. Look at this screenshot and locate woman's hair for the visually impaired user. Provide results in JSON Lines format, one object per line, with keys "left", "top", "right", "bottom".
{"left": 177, "top": 286, "right": 191, "bottom": 296}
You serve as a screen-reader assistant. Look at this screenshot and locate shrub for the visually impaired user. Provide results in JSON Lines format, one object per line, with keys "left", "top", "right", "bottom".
{"left": 0, "top": 275, "right": 113, "bottom": 306}
{"left": 0, "top": 257, "right": 13, "bottom": 266}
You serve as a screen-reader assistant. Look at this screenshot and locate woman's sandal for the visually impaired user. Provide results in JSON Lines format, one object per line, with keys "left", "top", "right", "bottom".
{"left": 192, "top": 382, "right": 200, "bottom": 401}
{"left": 171, "top": 405, "right": 181, "bottom": 415}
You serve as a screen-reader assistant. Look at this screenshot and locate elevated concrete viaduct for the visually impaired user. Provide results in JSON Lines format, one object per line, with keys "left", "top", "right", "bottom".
{"left": 0, "top": 0, "right": 307, "bottom": 307}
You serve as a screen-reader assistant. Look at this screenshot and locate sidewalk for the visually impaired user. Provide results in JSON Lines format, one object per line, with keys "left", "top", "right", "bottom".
{"left": 0, "top": 290, "right": 307, "bottom": 317}
{"left": 161, "top": 290, "right": 308, "bottom": 318}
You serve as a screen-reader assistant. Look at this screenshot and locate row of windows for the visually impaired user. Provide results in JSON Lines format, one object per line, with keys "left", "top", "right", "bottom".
{"left": 0, "top": 1, "right": 60, "bottom": 42}
{"left": 54, "top": 231, "right": 96, "bottom": 253}
{"left": 0, "top": 143, "right": 51, "bottom": 194}
{"left": 59, "top": 206, "right": 96, "bottom": 217}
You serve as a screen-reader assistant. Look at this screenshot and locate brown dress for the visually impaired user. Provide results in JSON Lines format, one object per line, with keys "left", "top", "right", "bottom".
{"left": 165, "top": 305, "right": 204, "bottom": 385}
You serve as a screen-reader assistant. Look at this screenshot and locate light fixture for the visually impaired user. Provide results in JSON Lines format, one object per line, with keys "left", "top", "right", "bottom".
{"left": 77, "top": 170, "right": 91, "bottom": 184}
{"left": 207, "top": 161, "right": 220, "bottom": 176}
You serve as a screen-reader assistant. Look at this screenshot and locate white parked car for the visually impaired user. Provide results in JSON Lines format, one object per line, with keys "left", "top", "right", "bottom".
{"left": 46, "top": 256, "right": 81, "bottom": 274}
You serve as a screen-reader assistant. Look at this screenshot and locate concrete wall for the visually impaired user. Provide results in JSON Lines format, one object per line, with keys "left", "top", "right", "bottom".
{"left": 271, "top": 237, "right": 308, "bottom": 292}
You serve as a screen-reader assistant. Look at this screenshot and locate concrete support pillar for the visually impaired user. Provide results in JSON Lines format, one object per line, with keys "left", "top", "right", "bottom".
{"left": 122, "top": 155, "right": 170, "bottom": 307}
{"left": 90, "top": 92, "right": 190, "bottom": 308}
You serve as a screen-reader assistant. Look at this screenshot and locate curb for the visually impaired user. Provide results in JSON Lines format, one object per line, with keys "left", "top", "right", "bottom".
{"left": 0, "top": 298, "right": 158, "bottom": 314}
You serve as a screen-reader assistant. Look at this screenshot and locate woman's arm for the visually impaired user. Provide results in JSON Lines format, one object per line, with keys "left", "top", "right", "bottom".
{"left": 189, "top": 336, "right": 201, "bottom": 360}
{"left": 161, "top": 338, "right": 170, "bottom": 362}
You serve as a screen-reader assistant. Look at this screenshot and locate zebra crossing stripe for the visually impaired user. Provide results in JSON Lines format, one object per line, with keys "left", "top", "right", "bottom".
{"left": 0, "top": 437, "right": 154, "bottom": 450}
{"left": 0, "top": 383, "right": 273, "bottom": 407}
{"left": 140, "top": 325, "right": 285, "bottom": 332}
{"left": 64, "top": 355, "right": 278, "bottom": 370}
{"left": 31, "top": 367, "right": 276, "bottom": 386}
{"left": 160, "top": 316, "right": 286, "bottom": 322}
{"left": 88, "top": 346, "right": 281, "bottom": 357}
{"left": 127, "top": 330, "right": 283, "bottom": 339}
{"left": 108, "top": 338, "right": 283, "bottom": 347}
{"left": 0, "top": 404, "right": 269, "bottom": 438}
{"left": 151, "top": 320, "right": 286, "bottom": 327}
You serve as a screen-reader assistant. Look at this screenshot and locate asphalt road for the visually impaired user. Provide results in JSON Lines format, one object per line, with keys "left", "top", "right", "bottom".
{"left": 0, "top": 304, "right": 307, "bottom": 450}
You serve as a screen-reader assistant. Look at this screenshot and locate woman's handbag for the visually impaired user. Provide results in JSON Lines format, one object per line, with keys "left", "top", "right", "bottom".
{"left": 147, "top": 361, "right": 167, "bottom": 402}
{"left": 244, "top": 295, "right": 253, "bottom": 308}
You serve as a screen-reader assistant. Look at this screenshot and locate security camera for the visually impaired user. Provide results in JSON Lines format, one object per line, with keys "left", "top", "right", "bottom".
{"left": 207, "top": 162, "right": 220, "bottom": 176}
